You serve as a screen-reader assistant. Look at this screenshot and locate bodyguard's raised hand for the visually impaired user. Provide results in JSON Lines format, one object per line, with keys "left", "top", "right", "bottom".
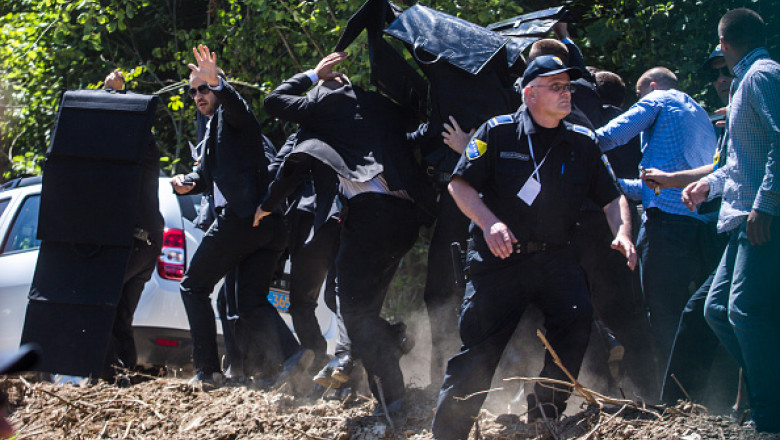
{"left": 314, "top": 52, "right": 348, "bottom": 81}
{"left": 188, "top": 44, "right": 220, "bottom": 87}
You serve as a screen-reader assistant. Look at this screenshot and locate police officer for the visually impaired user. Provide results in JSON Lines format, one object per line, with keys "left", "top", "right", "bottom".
{"left": 431, "top": 56, "right": 636, "bottom": 440}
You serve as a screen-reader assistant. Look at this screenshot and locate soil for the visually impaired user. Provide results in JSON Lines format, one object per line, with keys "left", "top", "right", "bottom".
{"left": 1, "top": 374, "right": 775, "bottom": 440}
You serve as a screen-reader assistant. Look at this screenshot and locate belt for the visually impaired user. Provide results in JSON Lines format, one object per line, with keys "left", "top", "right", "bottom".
{"left": 468, "top": 238, "right": 563, "bottom": 255}
{"left": 513, "top": 241, "right": 562, "bottom": 254}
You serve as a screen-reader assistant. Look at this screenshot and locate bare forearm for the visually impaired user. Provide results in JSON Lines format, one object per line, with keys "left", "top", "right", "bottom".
{"left": 448, "top": 177, "right": 500, "bottom": 231}
{"left": 604, "top": 195, "right": 632, "bottom": 239}
{"left": 667, "top": 164, "right": 715, "bottom": 188}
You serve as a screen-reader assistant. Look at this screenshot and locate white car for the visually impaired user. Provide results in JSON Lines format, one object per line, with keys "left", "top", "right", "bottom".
{"left": 0, "top": 176, "right": 337, "bottom": 369}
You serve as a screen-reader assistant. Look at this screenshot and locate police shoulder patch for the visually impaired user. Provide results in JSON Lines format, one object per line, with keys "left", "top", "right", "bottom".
{"left": 466, "top": 138, "right": 488, "bottom": 161}
{"left": 487, "top": 114, "right": 513, "bottom": 128}
{"left": 570, "top": 124, "right": 596, "bottom": 141}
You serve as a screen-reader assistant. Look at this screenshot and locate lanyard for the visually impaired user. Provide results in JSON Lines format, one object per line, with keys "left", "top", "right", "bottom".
{"left": 527, "top": 134, "right": 552, "bottom": 182}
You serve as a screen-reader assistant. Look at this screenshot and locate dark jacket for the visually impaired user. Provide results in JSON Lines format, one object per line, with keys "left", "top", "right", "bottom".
{"left": 263, "top": 73, "right": 436, "bottom": 224}
{"left": 185, "top": 81, "right": 270, "bottom": 219}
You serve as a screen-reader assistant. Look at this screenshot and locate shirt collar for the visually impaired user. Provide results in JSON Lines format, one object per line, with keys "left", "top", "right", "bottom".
{"left": 733, "top": 47, "right": 770, "bottom": 79}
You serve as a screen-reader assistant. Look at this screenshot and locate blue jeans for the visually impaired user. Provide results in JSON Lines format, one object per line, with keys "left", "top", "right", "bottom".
{"left": 704, "top": 219, "right": 780, "bottom": 433}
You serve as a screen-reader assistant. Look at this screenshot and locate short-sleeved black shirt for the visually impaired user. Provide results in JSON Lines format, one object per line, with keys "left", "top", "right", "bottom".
{"left": 453, "top": 106, "right": 619, "bottom": 257}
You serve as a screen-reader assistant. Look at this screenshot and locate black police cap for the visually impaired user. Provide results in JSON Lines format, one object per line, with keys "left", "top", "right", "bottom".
{"left": 521, "top": 55, "right": 582, "bottom": 88}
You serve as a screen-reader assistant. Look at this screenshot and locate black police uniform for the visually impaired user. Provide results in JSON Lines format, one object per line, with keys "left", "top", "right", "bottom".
{"left": 432, "top": 107, "right": 620, "bottom": 440}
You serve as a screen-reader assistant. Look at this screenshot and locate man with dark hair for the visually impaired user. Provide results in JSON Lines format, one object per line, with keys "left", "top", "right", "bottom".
{"left": 595, "top": 71, "right": 626, "bottom": 108}
{"left": 684, "top": 8, "right": 779, "bottom": 433}
{"left": 432, "top": 55, "right": 636, "bottom": 440}
{"left": 597, "top": 66, "right": 720, "bottom": 377}
{"left": 171, "top": 45, "right": 310, "bottom": 387}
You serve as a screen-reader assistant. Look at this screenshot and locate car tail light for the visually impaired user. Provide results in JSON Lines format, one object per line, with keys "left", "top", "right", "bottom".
{"left": 158, "top": 228, "right": 186, "bottom": 281}
{"left": 155, "top": 338, "right": 179, "bottom": 347}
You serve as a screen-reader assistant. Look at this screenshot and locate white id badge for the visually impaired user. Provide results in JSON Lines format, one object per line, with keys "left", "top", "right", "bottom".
{"left": 517, "top": 175, "right": 541, "bottom": 206}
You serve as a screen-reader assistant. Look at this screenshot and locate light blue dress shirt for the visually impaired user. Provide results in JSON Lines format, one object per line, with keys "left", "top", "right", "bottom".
{"left": 597, "top": 89, "right": 717, "bottom": 222}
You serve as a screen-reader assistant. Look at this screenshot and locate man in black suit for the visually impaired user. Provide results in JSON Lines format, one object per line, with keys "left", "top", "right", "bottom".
{"left": 257, "top": 52, "right": 434, "bottom": 415}
{"left": 171, "top": 45, "right": 311, "bottom": 387}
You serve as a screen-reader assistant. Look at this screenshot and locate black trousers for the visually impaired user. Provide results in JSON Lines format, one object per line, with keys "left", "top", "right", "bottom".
{"left": 287, "top": 210, "right": 341, "bottom": 356}
{"left": 432, "top": 247, "right": 593, "bottom": 440}
{"left": 337, "top": 193, "right": 420, "bottom": 404}
{"left": 180, "top": 208, "right": 297, "bottom": 376}
{"left": 102, "top": 232, "right": 163, "bottom": 380}
{"left": 424, "top": 189, "right": 471, "bottom": 386}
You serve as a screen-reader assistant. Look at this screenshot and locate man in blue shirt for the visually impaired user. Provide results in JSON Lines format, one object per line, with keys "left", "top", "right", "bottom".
{"left": 683, "top": 8, "right": 780, "bottom": 433}
{"left": 596, "top": 67, "right": 720, "bottom": 380}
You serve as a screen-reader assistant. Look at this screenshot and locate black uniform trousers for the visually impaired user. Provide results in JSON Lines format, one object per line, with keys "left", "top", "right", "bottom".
{"left": 102, "top": 231, "right": 163, "bottom": 380}
{"left": 424, "top": 188, "right": 471, "bottom": 386}
{"left": 336, "top": 193, "right": 420, "bottom": 404}
{"left": 432, "top": 247, "right": 593, "bottom": 440}
{"left": 288, "top": 210, "right": 341, "bottom": 356}
{"left": 180, "top": 208, "right": 296, "bottom": 376}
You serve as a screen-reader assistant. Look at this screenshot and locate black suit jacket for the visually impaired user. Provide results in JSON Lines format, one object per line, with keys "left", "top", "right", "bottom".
{"left": 185, "top": 81, "right": 270, "bottom": 219}
{"left": 263, "top": 73, "right": 436, "bottom": 224}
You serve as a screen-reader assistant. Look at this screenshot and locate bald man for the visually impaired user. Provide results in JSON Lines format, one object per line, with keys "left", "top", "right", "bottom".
{"left": 596, "top": 67, "right": 721, "bottom": 379}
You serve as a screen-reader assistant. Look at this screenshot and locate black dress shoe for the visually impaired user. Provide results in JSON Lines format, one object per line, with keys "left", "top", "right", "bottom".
{"left": 188, "top": 371, "right": 226, "bottom": 389}
{"left": 372, "top": 397, "right": 405, "bottom": 419}
{"left": 274, "top": 349, "right": 315, "bottom": 393}
{"left": 330, "top": 354, "right": 354, "bottom": 385}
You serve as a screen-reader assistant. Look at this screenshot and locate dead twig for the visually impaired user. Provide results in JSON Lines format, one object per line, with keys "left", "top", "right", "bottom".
{"left": 454, "top": 387, "right": 506, "bottom": 401}
{"left": 582, "top": 404, "right": 627, "bottom": 440}
{"left": 373, "top": 376, "right": 396, "bottom": 433}
{"left": 34, "top": 386, "right": 97, "bottom": 410}
{"left": 670, "top": 373, "right": 693, "bottom": 402}
{"left": 536, "top": 330, "right": 599, "bottom": 406}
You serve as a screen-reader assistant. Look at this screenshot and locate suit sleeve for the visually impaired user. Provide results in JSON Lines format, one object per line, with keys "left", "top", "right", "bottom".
{"left": 260, "top": 152, "right": 315, "bottom": 213}
{"left": 212, "top": 79, "right": 259, "bottom": 130}
{"left": 263, "top": 73, "right": 319, "bottom": 124}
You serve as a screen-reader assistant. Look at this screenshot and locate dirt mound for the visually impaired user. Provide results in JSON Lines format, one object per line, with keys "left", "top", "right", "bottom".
{"left": 1, "top": 375, "right": 772, "bottom": 439}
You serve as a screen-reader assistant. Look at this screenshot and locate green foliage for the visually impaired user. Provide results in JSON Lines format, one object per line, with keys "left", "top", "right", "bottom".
{"left": 569, "top": 0, "right": 779, "bottom": 111}
{"left": 3, "top": 0, "right": 776, "bottom": 182}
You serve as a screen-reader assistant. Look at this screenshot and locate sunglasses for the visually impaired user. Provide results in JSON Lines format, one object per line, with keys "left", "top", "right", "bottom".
{"left": 531, "top": 83, "right": 576, "bottom": 94}
{"left": 188, "top": 84, "right": 212, "bottom": 98}
{"left": 708, "top": 66, "right": 733, "bottom": 82}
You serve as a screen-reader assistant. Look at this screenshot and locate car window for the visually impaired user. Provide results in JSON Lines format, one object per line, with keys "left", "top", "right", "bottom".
{"left": 2, "top": 194, "right": 42, "bottom": 254}
{"left": 0, "top": 197, "right": 9, "bottom": 219}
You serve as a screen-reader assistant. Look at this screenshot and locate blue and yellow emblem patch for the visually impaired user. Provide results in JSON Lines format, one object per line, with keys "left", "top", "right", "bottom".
{"left": 466, "top": 138, "right": 487, "bottom": 161}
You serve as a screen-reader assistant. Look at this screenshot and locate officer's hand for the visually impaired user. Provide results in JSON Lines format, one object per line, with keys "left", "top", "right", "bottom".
{"left": 611, "top": 233, "right": 637, "bottom": 271}
{"left": 484, "top": 222, "right": 517, "bottom": 259}
{"left": 314, "top": 52, "right": 348, "bottom": 81}
{"left": 681, "top": 180, "right": 710, "bottom": 212}
{"left": 253, "top": 205, "right": 271, "bottom": 227}
{"left": 442, "top": 116, "right": 474, "bottom": 155}
{"left": 640, "top": 168, "right": 671, "bottom": 190}
{"left": 746, "top": 210, "right": 774, "bottom": 246}
{"left": 171, "top": 174, "right": 195, "bottom": 194}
